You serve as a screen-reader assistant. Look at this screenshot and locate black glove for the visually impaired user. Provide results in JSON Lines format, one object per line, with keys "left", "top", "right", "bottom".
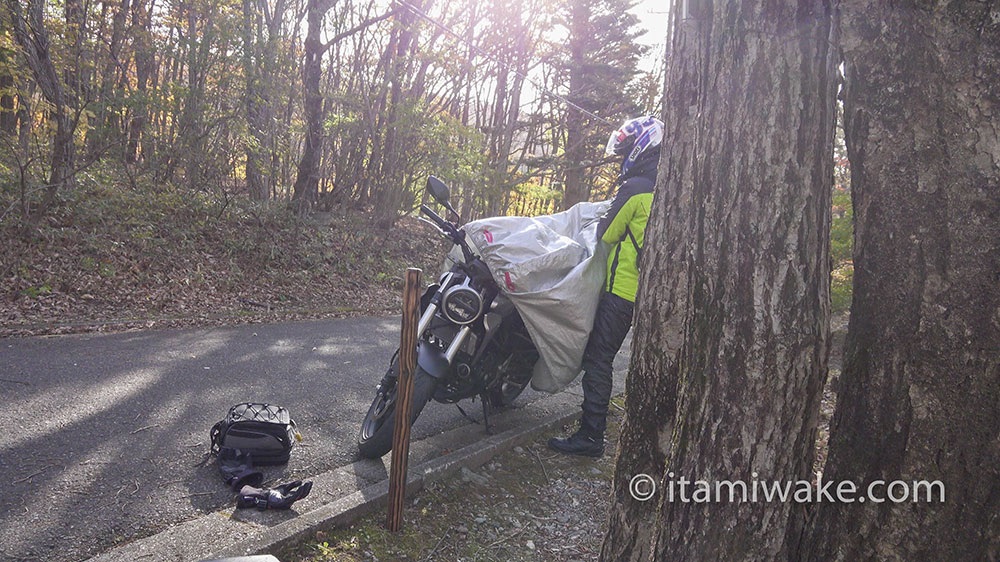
{"left": 218, "top": 448, "right": 263, "bottom": 491}
{"left": 236, "top": 480, "right": 313, "bottom": 510}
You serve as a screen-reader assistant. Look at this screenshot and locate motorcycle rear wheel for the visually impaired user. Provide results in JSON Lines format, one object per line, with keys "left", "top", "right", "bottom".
{"left": 357, "top": 364, "right": 437, "bottom": 459}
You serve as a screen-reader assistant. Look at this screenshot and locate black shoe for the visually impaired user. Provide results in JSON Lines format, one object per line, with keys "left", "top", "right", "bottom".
{"left": 548, "top": 430, "right": 604, "bottom": 458}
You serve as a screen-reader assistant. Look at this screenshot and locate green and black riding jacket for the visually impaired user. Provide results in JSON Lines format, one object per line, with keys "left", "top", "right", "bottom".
{"left": 597, "top": 149, "right": 659, "bottom": 303}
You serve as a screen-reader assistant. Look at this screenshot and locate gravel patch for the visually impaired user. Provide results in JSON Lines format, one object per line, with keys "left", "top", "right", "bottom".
{"left": 283, "top": 400, "right": 625, "bottom": 562}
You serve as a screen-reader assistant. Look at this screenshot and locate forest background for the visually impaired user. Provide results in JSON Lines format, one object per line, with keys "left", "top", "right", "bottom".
{"left": 0, "top": 0, "right": 851, "bottom": 336}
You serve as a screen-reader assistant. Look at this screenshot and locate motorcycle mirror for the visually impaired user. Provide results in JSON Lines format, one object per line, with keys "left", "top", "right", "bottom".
{"left": 426, "top": 176, "right": 451, "bottom": 206}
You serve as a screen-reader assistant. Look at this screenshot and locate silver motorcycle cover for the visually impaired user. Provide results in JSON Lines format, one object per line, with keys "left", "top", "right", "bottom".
{"left": 447, "top": 201, "right": 611, "bottom": 393}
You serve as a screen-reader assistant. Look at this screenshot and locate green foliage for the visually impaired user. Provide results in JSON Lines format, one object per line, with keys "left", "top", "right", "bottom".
{"left": 402, "top": 99, "right": 487, "bottom": 190}
{"left": 831, "top": 187, "right": 853, "bottom": 264}
{"left": 832, "top": 263, "right": 854, "bottom": 314}
{"left": 4, "top": 0, "right": 662, "bottom": 228}
{"left": 830, "top": 110, "right": 853, "bottom": 314}
{"left": 20, "top": 284, "right": 51, "bottom": 298}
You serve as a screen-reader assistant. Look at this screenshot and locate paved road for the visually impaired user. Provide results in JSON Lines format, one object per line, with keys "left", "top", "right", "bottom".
{"left": 0, "top": 317, "right": 629, "bottom": 562}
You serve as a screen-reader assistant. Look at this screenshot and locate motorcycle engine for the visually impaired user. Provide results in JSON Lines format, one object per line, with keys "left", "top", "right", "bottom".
{"left": 435, "top": 361, "right": 478, "bottom": 402}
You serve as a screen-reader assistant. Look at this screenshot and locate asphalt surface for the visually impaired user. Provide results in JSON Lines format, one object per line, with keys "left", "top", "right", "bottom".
{"left": 0, "top": 317, "right": 630, "bottom": 562}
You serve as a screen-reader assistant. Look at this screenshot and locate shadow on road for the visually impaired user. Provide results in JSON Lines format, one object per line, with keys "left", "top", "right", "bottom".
{"left": 0, "top": 318, "right": 405, "bottom": 561}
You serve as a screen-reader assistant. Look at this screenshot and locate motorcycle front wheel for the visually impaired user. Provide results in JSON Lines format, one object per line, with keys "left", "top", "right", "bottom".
{"left": 357, "top": 363, "right": 437, "bottom": 459}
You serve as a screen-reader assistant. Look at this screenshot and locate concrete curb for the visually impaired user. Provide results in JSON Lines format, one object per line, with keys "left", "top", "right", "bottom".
{"left": 86, "top": 385, "right": 606, "bottom": 562}
{"left": 207, "top": 405, "right": 582, "bottom": 560}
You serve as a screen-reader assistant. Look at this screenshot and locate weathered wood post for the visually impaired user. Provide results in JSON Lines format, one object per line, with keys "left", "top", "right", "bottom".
{"left": 386, "top": 267, "right": 421, "bottom": 532}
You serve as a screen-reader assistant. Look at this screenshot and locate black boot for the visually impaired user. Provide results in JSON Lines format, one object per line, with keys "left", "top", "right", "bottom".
{"left": 548, "top": 429, "right": 604, "bottom": 458}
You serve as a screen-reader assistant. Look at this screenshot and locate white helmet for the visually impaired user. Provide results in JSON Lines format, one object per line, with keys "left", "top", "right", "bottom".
{"left": 605, "top": 115, "right": 664, "bottom": 173}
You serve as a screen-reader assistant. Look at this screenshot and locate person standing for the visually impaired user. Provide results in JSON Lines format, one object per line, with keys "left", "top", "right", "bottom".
{"left": 548, "top": 115, "right": 664, "bottom": 457}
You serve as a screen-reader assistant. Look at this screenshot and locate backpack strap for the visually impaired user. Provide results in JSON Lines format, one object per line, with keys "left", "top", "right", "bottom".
{"left": 210, "top": 420, "right": 223, "bottom": 454}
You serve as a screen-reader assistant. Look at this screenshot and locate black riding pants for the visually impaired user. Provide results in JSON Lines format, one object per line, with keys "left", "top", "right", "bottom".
{"left": 579, "top": 291, "right": 634, "bottom": 438}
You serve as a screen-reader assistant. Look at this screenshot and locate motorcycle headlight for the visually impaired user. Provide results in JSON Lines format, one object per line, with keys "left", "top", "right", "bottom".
{"left": 441, "top": 286, "right": 483, "bottom": 325}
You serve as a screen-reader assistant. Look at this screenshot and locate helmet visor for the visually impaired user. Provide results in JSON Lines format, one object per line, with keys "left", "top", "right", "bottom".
{"left": 605, "top": 127, "right": 629, "bottom": 156}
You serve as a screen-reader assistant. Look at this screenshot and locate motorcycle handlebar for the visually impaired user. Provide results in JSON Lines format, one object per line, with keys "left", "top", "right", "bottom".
{"left": 420, "top": 204, "right": 476, "bottom": 263}
{"left": 419, "top": 204, "right": 449, "bottom": 231}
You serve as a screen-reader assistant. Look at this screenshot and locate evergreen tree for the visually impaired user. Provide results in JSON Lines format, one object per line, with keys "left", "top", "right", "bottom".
{"left": 560, "top": 0, "right": 646, "bottom": 209}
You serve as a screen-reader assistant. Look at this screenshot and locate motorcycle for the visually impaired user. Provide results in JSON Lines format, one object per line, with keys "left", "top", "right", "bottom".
{"left": 357, "top": 176, "right": 540, "bottom": 459}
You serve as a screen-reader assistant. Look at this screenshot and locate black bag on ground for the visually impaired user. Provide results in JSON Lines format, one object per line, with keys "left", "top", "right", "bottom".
{"left": 210, "top": 403, "right": 298, "bottom": 465}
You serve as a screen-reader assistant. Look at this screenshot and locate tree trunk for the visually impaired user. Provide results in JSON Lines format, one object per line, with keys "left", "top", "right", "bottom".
{"left": 292, "top": 0, "right": 336, "bottom": 215}
{"left": 126, "top": 0, "right": 155, "bottom": 163}
{"left": 799, "top": 3, "right": 1000, "bottom": 560}
{"left": 561, "top": 0, "right": 589, "bottom": 210}
{"left": 373, "top": 0, "right": 421, "bottom": 227}
{"left": 457, "top": 4, "right": 478, "bottom": 221}
{"left": 63, "top": 0, "right": 85, "bottom": 102}
{"left": 601, "top": 1, "right": 836, "bottom": 560}
{"left": 242, "top": 0, "right": 269, "bottom": 201}
{"left": 0, "top": 51, "right": 15, "bottom": 134}
{"left": 88, "top": 0, "right": 130, "bottom": 156}
{"left": 179, "top": 5, "right": 214, "bottom": 189}
{"left": 5, "top": 0, "right": 76, "bottom": 220}
{"left": 16, "top": 91, "right": 31, "bottom": 153}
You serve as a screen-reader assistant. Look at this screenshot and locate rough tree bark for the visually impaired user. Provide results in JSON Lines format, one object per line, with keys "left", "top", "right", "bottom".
{"left": 799, "top": 3, "right": 1000, "bottom": 560}
{"left": 601, "top": 0, "right": 836, "bottom": 560}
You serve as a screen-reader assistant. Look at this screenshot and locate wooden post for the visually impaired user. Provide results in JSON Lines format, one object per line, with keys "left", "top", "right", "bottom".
{"left": 386, "top": 267, "right": 421, "bottom": 532}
